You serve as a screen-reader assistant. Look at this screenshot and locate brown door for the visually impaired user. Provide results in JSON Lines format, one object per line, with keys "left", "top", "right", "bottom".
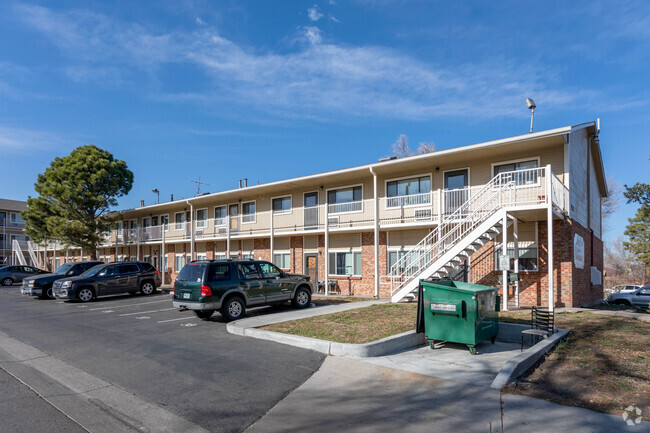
{"left": 305, "top": 254, "right": 318, "bottom": 290}
{"left": 229, "top": 204, "right": 239, "bottom": 233}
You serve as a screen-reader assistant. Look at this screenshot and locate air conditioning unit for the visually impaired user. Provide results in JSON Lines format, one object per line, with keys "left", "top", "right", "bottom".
{"left": 196, "top": 230, "right": 204, "bottom": 238}
{"left": 328, "top": 216, "right": 339, "bottom": 228}
{"left": 415, "top": 209, "right": 432, "bottom": 220}
{"left": 218, "top": 228, "right": 227, "bottom": 236}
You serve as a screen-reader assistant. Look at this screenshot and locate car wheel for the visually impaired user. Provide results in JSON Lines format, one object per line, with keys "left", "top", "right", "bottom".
{"left": 292, "top": 287, "right": 311, "bottom": 309}
{"left": 140, "top": 281, "right": 155, "bottom": 296}
{"left": 193, "top": 310, "right": 214, "bottom": 320}
{"left": 77, "top": 287, "right": 94, "bottom": 303}
{"left": 220, "top": 296, "right": 246, "bottom": 322}
{"left": 2, "top": 277, "right": 13, "bottom": 286}
{"left": 41, "top": 287, "right": 55, "bottom": 300}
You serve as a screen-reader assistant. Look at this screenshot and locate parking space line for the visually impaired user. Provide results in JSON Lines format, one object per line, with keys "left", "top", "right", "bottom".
{"left": 119, "top": 308, "right": 176, "bottom": 317}
{"left": 88, "top": 299, "right": 169, "bottom": 311}
{"left": 157, "top": 316, "right": 197, "bottom": 324}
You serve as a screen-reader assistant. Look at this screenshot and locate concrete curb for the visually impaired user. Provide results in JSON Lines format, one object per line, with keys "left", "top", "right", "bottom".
{"left": 491, "top": 324, "right": 569, "bottom": 389}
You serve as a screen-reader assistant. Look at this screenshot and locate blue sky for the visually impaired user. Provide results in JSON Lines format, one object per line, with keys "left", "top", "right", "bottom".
{"left": 0, "top": 0, "right": 648, "bottom": 243}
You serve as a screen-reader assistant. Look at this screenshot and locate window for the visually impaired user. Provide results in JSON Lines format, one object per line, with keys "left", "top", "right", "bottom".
{"left": 116, "top": 222, "right": 123, "bottom": 236}
{"left": 328, "top": 186, "right": 362, "bottom": 213}
{"left": 164, "top": 255, "right": 168, "bottom": 272}
{"left": 494, "top": 246, "right": 538, "bottom": 272}
{"left": 387, "top": 176, "right": 431, "bottom": 205}
{"left": 142, "top": 217, "right": 151, "bottom": 228}
{"left": 196, "top": 253, "right": 207, "bottom": 261}
{"left": 259, "top": 262, "right": 283, "bottom": 278}
{"left": 176, "top": 263, "right": 206, "bottom": 282}
{"left": 273, "top": 253, "right": 291, "bottom": 269}
{"left": 272, "top": 196, "right": 292, "bottom": 214}
{"left": 214, "top": 206, "right": 226, "bottom": 226}
{"left": 238, "top": 263, "right": 261, "bottom": 279}
{"left": 130, "top": 256, "right": 136, "bottom": 262}
{"left": 387, "top": 250, "right": 407, "bottom": 273}
{"left": 196, "top": 209, "right": 208, "bottom": 228}
{"left": 118, "top": 264, "right": 139, "bottom": 274}
{"left": 242, "top": 201, "right": 256, "bottom": 223}
{"left": 175, "top": 212, "right": 185, "bottom": 230}
{"left": 328, "top": 251, "right": 362, "bottom": 276}
{"left": 0, "top": 234, "right": 5, "bottom": 249}
{"left": 493, "top": 159, "right": 539, "bottom": 185}
{"left": 161, "top": 215, "right": 169, "bottom": 232}
{"left": 10, "top": 213, "right": 24, "bottom": 223}
{"left": 175, "top": 254, "right": 184, "bottom": 271}
{"left": 215, "top": 253, "right": 226, "bottom": 260}
{"left": 207, "top": 264, "right": 231, "bottom": 282}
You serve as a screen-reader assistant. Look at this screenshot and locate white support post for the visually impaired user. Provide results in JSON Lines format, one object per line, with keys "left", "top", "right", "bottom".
{"left": 546, "top": 165, "right": 555, "bottom": 312}
{"left": 513, "top": 218, "right": 519, "bottom": 309}
{"left": 54, "top": 242, "right": 57, "bottom": 269}
{"left": 438, "top": 189, "right": 443, "bottom": 222}
{"left": 226, "top": 218, "right": 231, "bottom": 258}
{"left": 270, "top": 211, "right": 274, "bottom": 264}
{"left": 370, "top": 167, "right": 379, "bottom": 298}
{"left": 324, "top": 201, "right": 329, "bottom": 296}
{"left": 190, "top": 203, "right": 195, "bottom": 260}
{"left": 161, "top": 228, "right": 166, "bottom": 285}
{"left": 502, "top": 213, "right": 508, "bottom": 312}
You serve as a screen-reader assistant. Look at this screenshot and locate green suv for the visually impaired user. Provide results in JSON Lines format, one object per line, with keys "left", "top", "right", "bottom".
{"left": 173, "top": 259, "right": 313, "bottom": 321}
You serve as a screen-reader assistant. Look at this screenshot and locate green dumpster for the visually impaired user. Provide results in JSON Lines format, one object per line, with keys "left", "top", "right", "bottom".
{"left": 416, "top": 280, "right": 500, "bottom": 355}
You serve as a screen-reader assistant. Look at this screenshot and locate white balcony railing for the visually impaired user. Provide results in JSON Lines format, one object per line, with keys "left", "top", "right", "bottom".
{"left": 100, "top": 167, "right": 568, "bottom": 247}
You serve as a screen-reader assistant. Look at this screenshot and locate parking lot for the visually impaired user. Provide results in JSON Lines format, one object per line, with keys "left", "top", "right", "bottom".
{"left": 0, "top": 286, "right": 325, "bottom": 433}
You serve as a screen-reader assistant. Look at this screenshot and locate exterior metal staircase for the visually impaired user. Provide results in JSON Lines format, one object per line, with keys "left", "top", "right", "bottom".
{"left": 11, "top": 239, "right": 27, "bottom": 266}
{"left": 388, "top": 173, "right": 517, "bottom": 303}
{"left": 27, "top": 241, "right": 38, "bottom": 266}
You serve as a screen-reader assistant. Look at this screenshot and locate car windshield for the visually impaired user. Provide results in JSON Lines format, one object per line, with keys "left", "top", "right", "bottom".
{"left": 81, "top": 265, "right": 105, "bottom": 277}
{"left": 53, "top": 263, "right": 75, "bottom": 275}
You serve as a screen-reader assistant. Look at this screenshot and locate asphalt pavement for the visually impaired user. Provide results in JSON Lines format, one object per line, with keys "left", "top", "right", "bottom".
{"left": 0, "top": 286, "right": 325, "bottom": 433}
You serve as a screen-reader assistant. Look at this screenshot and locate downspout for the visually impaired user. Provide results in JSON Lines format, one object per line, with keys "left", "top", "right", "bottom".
{"left": 185, "top": 200, "right": 195, "bottom": 260}
{"left": 369, "top": 167, "right": 380, "bottom": 298}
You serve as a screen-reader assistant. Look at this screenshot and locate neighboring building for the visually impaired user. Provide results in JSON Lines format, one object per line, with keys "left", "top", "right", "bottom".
{"left": 0, "top": 198, "right": 32, "bottom": 266}
{"left": 36, "top": 122, "right": 607, "bottom": 308}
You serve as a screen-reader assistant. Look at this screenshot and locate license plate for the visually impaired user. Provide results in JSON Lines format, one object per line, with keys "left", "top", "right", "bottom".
{"left": 183, "top": 293, "right": 190, "bottom": 299}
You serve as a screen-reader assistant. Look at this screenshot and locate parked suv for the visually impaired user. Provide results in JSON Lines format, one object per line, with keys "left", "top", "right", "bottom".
{"left": 53, "top": 261, "right": 162, "bottom": 302}
{"left": 0, "top": 265, "right": 48, "bottom": 286}
{"left": 606, "top": 286, "right": 650, "bottom": 309}
{"left": 21, "top": 261, "right": 103, "bottom": 299}
{"left": 173, "top": 260, "right": 313, "bottom": 321}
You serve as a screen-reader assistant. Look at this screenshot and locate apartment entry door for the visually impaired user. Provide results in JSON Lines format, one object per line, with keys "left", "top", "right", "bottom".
{"left": 444, "top": 169, "right": 469, "bottom": 216}
{"left": 304, "top": 192, "right": 319, "bottom": 229}
{"left": 305, "top": 254, "right": 319, "bottom": 290}
{"left": 229, "top": 204, "right": 239, "bottom": 233}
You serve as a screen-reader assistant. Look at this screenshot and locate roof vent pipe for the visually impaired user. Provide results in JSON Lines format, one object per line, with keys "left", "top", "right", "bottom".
{"left": 170, "top": 194, "right": 174, "bottom": 201}
{"left": 140, "top": 200, "right": 145, "bottom": 207}
{"left": 244, "top": 178, "right": 248, "bottom": 187}
{"left": 238, "top": 179, "right": 242, "bottom": 188}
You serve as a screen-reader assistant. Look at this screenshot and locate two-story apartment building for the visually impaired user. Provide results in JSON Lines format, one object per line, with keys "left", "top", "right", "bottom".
{"left": 36, "top": 122, "right": 607, "bottom": 309}
{"left": 0, "top": 198, "right": 33, "bottom": 266}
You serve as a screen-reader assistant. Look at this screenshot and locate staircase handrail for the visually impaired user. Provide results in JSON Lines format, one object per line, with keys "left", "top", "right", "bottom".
{"left": 389, "top": 172, "right": 517, "bottom": 296}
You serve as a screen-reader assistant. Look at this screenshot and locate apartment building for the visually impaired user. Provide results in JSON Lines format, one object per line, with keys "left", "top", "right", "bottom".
{"left": 0, "top": 198, "right": 32, "bottom": 266}
{"left": 37, "top": 122, "right": 607, "bottom": 309}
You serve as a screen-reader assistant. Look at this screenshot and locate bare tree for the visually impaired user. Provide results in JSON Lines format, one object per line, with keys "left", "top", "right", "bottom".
{"left": 605, "top": 235, "right": 646, "bottom": 286}
{"left": 392, "top": 135, "right": 435, "bottom": 158}
{"left": 392, "top": 134, "right": 412, "bottom": 158}
{"left": 602, "top": 177, "right": 620, "bottom": 232}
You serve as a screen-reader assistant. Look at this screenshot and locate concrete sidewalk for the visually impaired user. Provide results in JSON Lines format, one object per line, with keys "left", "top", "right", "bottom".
{"left": 245, "top": 356, "right": 649, "bottom": 433}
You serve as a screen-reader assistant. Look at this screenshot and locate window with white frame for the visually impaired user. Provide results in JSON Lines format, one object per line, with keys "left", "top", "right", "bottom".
{"left": 386, "top": 176, "right": 431, "bottom": 207}
{"left": 273, "top": 253, "right": 291, "bottom": 269}
{"left": 175, "top": 254, "right": 184, "bottom": 271}
{"left": 328, "top": 186, "right": 362, "bottom": 213}
{"left": 196, "top": 253, "right": 207, "bottom": 261}
{"left": 215, "top": 253, "right": 226, "bottom": 259}
{"left": 174, "top": 212, "right": 185, "bottom": 230}
{"left": 242, "top": 201, "right": 256, "bottom": 223}
{"left": 387, "top": 250, "right": 407, "bottom": 273}
{"left": 272, "top": 196, "right": 292, "bottom": 214}
{"left": 328, "top": 251, "right": 362, "bottom": 276}
{"left": 214, "top": 206, "right": 226, "bottom": 226}
{"left": 164, "top": 255, "right": 168, "bottom": 272}
{"left": 10, "top": 213, "right": 24, "bottom": 223}
{"left": 130, "top": 256, "right": 136, "bottom": 262}
{"left": 142, "top": 217, "right": 151, "bottom": 228}
{"left": 493, "top": 159, "right": 539, "bottom": 186}
{"left": 494, "top": 246, "right": 538, "bottom": 272}
{"left": 116, "top": 222, "right": 123, "bottom": 236}
{"left": 196, "top": 209, "right": 208, "bottom": 228}
{"left": 161, "top": 215, "right": 169, "bottom": 232}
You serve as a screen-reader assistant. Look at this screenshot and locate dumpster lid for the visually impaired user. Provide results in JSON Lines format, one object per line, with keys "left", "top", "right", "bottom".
{"left": 420, "top": 279, "right": 496, "bottom": 294}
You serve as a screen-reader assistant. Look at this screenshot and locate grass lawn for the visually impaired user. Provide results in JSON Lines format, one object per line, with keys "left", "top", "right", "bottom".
{"left": 500, "top": 311, "right": 650, "bottom": 421}
{"left": 261, "top": 303, "right": 418, "bottom": 344}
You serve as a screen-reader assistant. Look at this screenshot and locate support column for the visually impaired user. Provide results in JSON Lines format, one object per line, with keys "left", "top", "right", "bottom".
{"left": 546, "top": 164, "right": 554, "bottom": 311}
{"left": 324, "top": 201, "right": 329, "bottom": 296}
{"left": 501, "top": 213, "right": 508, "bottom": 311}
{"left": 513, "top": 218, "right": 519, "bottom": 309}
{"left": 270, "top": 211, "right": 274, "bottom": 265}
{"left": 161, "top": 229, "right": 166, "bottom": 285}
{"left": 370, "top": 167, "right": 379, "bottom": 298}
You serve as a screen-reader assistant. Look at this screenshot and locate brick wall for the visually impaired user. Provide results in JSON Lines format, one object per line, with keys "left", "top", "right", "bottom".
{"left": 471, "top": 218, "right": 604, "bottom": 308}
{"left": 254, "top": 238, "right": 271, "bottom": 262}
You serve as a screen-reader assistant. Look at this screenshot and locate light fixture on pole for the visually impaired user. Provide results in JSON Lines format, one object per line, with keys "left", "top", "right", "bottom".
{"left": 152, "top": 188, "right": 159, "bottom": 204}
{"left": 525, "top": 98, "right": 536, "bottom": 133}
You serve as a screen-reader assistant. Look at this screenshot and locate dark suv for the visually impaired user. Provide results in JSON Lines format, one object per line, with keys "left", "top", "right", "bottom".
{"left": 21, "top": 261, "right": 103, "bottom": 299}
{"left": 173, "top": 260, "right": 313, "bottom": 321}
{"left": 53, "top": 261, "right": 162, "bottom": 302}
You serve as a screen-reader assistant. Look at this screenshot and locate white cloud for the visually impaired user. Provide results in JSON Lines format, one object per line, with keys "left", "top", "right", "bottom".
{"left": 196, "top": 17, "right": 206, "bottom": 25}
{"left": 307, "top": 5, "right": 323, "bottom": 22}
{"left": 14, "top": 4, "right": 623, "bottom": 123}
{"left": 0, "top": 125, "right": 72, "bottom": 153}
{"left": 329, "top": 14, "right": 340, "bottom": 23}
